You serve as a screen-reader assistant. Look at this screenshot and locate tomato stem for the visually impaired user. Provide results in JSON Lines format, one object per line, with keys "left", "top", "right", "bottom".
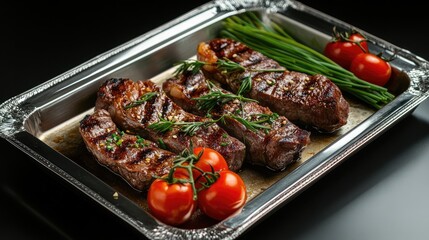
{"left": 160, "top": 143, "right": 223, "bottom": 200}
{"left": 333, "top": 26, "right": 368, "bottom": 53}
{"left": 176, "top": 143, "right": 200, "bottom": 200}
{"left": 375, "top": 50, "right": 397, "bottom": 62}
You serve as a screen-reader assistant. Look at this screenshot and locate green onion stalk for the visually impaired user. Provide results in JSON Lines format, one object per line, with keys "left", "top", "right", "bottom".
{"left": 220, "top": 12, "right": 395, "bottom": 109}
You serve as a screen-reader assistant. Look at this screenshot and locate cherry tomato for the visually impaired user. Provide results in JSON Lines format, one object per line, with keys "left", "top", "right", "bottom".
{"left": 197, "top": 170, "right": 247, "bottom": 221}
{"left": 324, "top": 32, "right": 369, "bottom": 69}
{"left": 147, "top": 175, "right": 197, "bottom": 226}
{"left": 349, "top": 53, "right": 392, "bottom": 86}
{"left": 192, "top": 147, "right": 229, "bottom": 189}
{"left": 193, "top": 147, "right": 228, "bottom": 174}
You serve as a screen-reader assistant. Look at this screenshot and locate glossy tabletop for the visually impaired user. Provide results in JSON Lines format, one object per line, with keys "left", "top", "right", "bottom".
{"left": 4, "top": 1, "right": 429, "bottom": 239}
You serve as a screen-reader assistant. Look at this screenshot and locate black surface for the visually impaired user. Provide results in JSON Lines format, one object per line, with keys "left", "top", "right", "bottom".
{"left": 6, "top": 1, "right": 429, "bottom": 239}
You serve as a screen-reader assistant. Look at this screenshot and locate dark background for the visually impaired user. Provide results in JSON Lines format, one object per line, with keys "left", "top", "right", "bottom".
{"left": 5, "top": 1, "right": 429, "bottom": 239}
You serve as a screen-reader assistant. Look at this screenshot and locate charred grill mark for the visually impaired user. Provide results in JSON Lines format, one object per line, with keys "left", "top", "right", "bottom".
{"left": 254, "top": 74, "right": 274, "bottom": 94}
{"left": 210, "top": 39, "right": 248, "bottom": 59}
{"left": 79, "top": 109, "right": 175, "bottom": 191}
{"left": 109, "top": 78, "right": 129, "bottom": 97}
{"left": 95, "top": 133, "right": 116, "bottom": 149}
{"left": 156, "top": 153, "right": 173, "bottom": 164}
{"left": 96, "top": 78, "right": 246, "bottom": 171}
{"left": 111, "top": 141, "right": 128, "bottom": 161}
{"left": 79, "top": 115, "right": 115, "bottom": 145}
{"left": 139, "top": 98, "right": 155, "bottom": 126}
{"left": 198, "top": 38, "right": 349, "bottom": 132}
{"left": 160, "top": 97, "right": 173, "bottom": 119}
{"left": 80, "top": 114, "right": 91, "bottom": 124}
{"left": 163, "top": 72, "right": 310, "bottom": 171}
{"left": 127, "top": 148, "right": 153, "bottom": 165}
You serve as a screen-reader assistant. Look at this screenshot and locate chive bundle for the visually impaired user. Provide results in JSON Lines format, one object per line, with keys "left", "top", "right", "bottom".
{"left": 220, "top": 12, "right": 395, "bottom": 109}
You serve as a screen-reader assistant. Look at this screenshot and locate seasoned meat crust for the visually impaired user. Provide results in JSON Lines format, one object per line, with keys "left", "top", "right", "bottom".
{"left": 79, "top": 109, "right": 175, "bottom": 190}
{"left": 163, "top": 71, "right": 311, "bottom": 171}
{"left": 95, "top": 78, "right": 246, "bottom": 171}
{"left": 197, "top": 38, "right": 350, "bottom": 132}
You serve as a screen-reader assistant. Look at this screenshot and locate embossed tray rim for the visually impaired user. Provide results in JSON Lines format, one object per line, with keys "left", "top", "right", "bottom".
{"left": 1, "top": 1, "right": 428, "bottom": 239}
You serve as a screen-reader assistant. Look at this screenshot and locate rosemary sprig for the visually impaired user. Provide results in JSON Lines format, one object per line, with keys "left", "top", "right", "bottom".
{"left": 192, "top": 76, "right": 254, "bottom": 114}
{"left": 148, "top": 112, "right": 276, "bottom": 136}
{"left": 236, "top": 76, "right": 252, "bottom": 95}
{"left": 124, "top": 92, "right": 157, "bottom": 109}
{"left": 157, "top": 138, "right": 167, "bottom": 150}
{"left": 217, "top": 58, "right": 245, "bottom": 73}
{"left": 193, "top": 87, "right": 257, "bottom": 112}
{"left": 173, "top": 60, "right": 206, "bottom": 76}
{"left": 148, "top": 117, "right": 175, "bottom": 133}
{"left": 148, "top": 117, "right": 223, "bottom": 136}
{"left": 180, "top": 121, "right": 214, "bottom": 136}
{"left": 228, "top": 113, "right": 279, "bottom": 132}
{"left": 252, "top": 113, "right": 279, "bottom": 125}
{"left": 174, "top": 58, "right": 284, "bottom": 76}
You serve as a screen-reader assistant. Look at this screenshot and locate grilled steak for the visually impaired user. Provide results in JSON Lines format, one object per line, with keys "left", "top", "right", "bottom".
{"left": 197, "top": 38, "right": 349, "bottom": 132}
{"left": 79, "top": 109, "right": 175, "bottom": 190}
{"left": 95, "top": 78, "right": 246, "bottom": 171}
{"left": 163, "top": 71, "right": 311, "bottom": 171}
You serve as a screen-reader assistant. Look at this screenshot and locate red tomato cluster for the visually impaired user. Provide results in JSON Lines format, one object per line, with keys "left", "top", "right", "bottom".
{"left": 324, "top": 32, "right": 369, "bottom": 69}
{"left": 324, "top": 28, "right": 392, "bottom": 86}
{"left": 147, "top": 147, "right": 247, "bottom": 226}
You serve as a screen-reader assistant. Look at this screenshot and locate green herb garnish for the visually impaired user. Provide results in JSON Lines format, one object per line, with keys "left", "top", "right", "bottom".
{"left": 193, "top": 88, "right": 257, "bottom": 112}
{"left": 174, "top": 58, "right": 284, "bottom": 77}
{"left": 157, "top": 138, "right": 167, "bottom": 150}
{"left": 134, "top": 135, "right": 147, "bottom": 148}
{"left": 124, "top": 92, "right": 157, "bottom": 109}
{"left": 148, "top": 117, "right": 223, "bottom": 136}
{"left": 173, "top": 60, "right": 207, "bottom": 76}
{"left": 216, "top": 58, "right": 245, "bottom": 73}
{"left": 105, "top": 131, "right": 125, "bottom": 151}
{"left": 236, "top": 76, "right": 252, "bottom": 96}
{"left": 220, "top": 12, "right": 395, "bottom": 109}
{"left": 228, "top": 113, "right": 278, "bottom": 132}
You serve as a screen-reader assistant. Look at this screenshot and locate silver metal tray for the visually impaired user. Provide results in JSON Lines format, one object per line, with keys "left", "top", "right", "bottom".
{"left": 1, "top": 0, "right": 428, "bottom": 239}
